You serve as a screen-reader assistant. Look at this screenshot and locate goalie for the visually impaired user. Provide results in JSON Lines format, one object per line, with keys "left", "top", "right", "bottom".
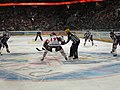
{"left": 41, "top": 32, "right": 67, "bottom": 61}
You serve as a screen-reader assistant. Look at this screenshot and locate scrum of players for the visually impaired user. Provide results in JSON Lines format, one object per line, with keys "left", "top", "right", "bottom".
{"left": 40, "top": 29, "right": 120, "bottom": 61}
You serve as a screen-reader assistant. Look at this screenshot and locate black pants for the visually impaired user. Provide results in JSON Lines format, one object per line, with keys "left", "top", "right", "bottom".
{"left": 35, "top": 35, "right": 43, "bottom": 41}
{"left": 112, "top": 40, "right": 120, "bottom": 52}
{"left": 84, "top": 36, "right": 94, "bottom": 46}
{"left": 0, "top": 42, "right": 8, "bottom": 50}
{"left": 70, "top": 41, "right": 80, "bottom": 58}
{"left": 46, "top": 46, "right": 62, "bottom": 52}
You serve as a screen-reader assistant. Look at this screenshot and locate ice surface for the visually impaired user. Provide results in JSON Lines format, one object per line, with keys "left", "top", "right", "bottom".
{"left": 0, "top": 35, "right": 120, "bottom": 90}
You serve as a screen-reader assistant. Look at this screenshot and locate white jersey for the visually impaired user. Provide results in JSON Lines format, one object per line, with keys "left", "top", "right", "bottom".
{"left": 47, "top": 35, "right": 61, "bottom": 46}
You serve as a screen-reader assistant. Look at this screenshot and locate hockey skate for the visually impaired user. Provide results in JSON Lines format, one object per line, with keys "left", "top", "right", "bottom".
{"left": 92, "top": 42, "right": 94, "bottom": 46}
{"left": 41, "top": 58, "right": 44, "bottom": 61}
{"left": 111, "top": 50, "right": 117, "bottom": 56}
{"left": 113, "top": 54, "right": 117, "bottom": 56}
{"left": 7, "top": 49, "right": 10, "bottom": 53}
{"left": 84, "top": 43, "right": 86, "bottom": 46}
{"left": 65, "top": 57, "right": 68, "bottom": 60}
{"left": 0, "top": 52, "right": 2, "bottom": 56}
{"left": 113, "top": 51, "right": 117, "bottom": 56}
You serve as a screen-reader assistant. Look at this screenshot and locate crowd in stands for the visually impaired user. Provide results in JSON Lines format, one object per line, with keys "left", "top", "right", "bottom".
{"left": 0, "top": 0, "right": 120, "bottom": 31}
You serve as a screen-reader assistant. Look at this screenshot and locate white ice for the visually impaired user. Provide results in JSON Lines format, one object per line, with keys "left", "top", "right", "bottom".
{"left": 0, "top": 35, "right": 120, "bottom": 90}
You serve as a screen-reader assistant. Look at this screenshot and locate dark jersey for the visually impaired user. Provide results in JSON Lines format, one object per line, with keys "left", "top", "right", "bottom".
{"left": 0, "top": 31, "right": 10, "bottom": 44}
{"left": 84, "top": 31, "right": 92, "bottom": 39}
{"left": 110, "top": 33, "right": 120, "bottom": 42}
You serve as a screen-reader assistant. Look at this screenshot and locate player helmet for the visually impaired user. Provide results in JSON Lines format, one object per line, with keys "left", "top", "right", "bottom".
{"left": 110, "top": 32, "right": 114, "bottom": 35}
{"left": 65, "top": 28, "right": 70, "bottom": 33}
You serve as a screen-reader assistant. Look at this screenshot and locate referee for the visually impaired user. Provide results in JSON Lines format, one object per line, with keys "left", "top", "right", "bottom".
{"left": 65, "top": 28, "right": 80, "bottom": 59}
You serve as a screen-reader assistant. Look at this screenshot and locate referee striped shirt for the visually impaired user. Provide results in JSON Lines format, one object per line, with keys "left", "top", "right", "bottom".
{"left": 66, "top": 33, "right": 80, "bottom": 44}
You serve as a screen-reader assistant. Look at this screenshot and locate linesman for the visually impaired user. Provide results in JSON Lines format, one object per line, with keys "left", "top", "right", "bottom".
{"left": 65, "top": 28, "right": 80, "bottom": 59}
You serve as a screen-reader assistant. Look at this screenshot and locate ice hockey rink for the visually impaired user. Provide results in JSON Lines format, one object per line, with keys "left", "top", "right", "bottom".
{"left": 0, "top": 35, "right": 120, "bottom": 90}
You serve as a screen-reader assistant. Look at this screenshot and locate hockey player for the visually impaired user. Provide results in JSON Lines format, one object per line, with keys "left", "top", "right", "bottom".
{"left": 84, "top": 31, "right": 94, "bottom": 46}
{"left": 3, "top": 30, "right": 10, "bottom": 38}
{"left": 35, "top": 28, "right": 43, "bottom": 41}
{"left": 65, "top": 28, "right": 80, "bottom": 59}
{"left": 41, "top": 32, "right": 67, "bottom": 61}
{"left": 0, "top": 30, "right": 10, "bottom": 54}
{"left": 110, "top": 31, "right": 120, "bottom": 56}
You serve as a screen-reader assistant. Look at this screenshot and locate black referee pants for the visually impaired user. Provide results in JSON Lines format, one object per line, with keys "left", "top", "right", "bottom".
{"left": 70, "top": 41, "right": 80, "bottom": 58}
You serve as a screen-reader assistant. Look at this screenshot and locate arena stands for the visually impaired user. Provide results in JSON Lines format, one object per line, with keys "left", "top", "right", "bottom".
{"left": 0, "top": 0, "right": 119, "bottom": 31}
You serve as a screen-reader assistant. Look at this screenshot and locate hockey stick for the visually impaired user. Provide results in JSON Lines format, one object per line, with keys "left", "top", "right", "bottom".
{"left": 36, "top": 47, "right": 45, "bottom": 51}
{"left": 0, "top": 44, "right": 4, "bottom": 56}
